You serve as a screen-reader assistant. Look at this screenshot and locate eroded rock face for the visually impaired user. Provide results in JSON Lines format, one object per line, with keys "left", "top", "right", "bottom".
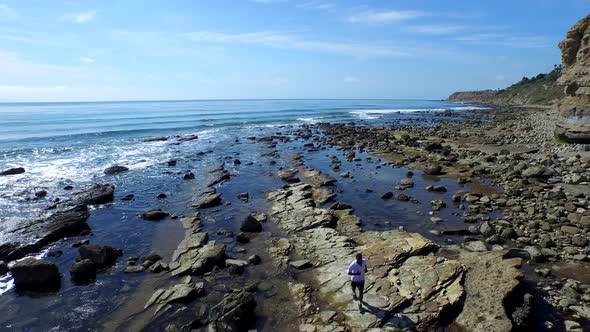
{"left": 556, "top": 14, "right": 590, "bottom": 143}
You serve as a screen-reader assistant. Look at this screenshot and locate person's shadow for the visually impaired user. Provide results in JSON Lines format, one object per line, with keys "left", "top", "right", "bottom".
{"left": 358, "top": 299, "right": 414, "bottom": 329}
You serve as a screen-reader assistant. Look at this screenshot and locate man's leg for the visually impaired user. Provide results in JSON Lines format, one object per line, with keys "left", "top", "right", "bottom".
{"left": 351, "top": 281, "right": 358, "bottom": 300}
{"left": 358, "top": 281, "right": 365, "bottom": 303}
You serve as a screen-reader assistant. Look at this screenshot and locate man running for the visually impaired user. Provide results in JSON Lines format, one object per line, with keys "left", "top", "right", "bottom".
{"left": 347, "top": 253, "right": 367, "bottom": 307}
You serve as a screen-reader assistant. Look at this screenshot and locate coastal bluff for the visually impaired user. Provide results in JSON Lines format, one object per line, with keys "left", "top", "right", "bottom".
{"left": 556, "top": 14, "right": 590, "bottom": 143}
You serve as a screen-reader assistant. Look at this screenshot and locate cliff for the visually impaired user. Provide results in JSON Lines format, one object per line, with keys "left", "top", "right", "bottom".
{"left": 555, "top": 14, "right": 590, "bottom": 143}
{"left": 448, "top": 67, "right": 563, "bottom": 107}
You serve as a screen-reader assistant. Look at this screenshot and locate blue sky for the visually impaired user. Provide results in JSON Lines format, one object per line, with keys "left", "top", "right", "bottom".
{"left": 0, "top": 0, "right": 588, "bottom": 102}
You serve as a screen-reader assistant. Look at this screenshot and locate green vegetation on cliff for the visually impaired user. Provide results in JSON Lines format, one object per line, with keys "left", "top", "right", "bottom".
{"left": 449, "top": 65, "right": 564, "bottom": 106}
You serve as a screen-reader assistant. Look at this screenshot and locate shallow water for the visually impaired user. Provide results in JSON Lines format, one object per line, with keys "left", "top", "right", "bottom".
{"left": 0, "top": 99, "right": 492, "bottom": 330}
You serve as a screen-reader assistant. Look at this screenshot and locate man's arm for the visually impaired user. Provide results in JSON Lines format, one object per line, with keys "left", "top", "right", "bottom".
{"left": 364, "top": 261, "right": 368, "bottom": 273}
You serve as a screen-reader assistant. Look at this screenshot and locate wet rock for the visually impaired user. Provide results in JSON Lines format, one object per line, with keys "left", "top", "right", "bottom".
{"left": 144, "top": 136, "right": 169, "bottom": 142}
{"left": 381, "top": 192, "right": 393, "bottom": 199}
{"left": 226, "top": 259, "right": 248, "bottom": 275}
{"left": 183, "top": 171, "right": 195, "bottom": 180}
{"left": 480, "top": 221, "right": 496, "bottom": 238}
{"left": 395, "top": 193, "right": 411, "bottom": 201}
{"left": 145, "top": 282, "right": 205, "bottom": 314}
{"left": 0, "top": 167, "right": 25, "bottom": 176}
{"left": 149, "top": 261, "right": 168, "bottom": 273}
{"left": 289, "top": 259, "right": 311, "bottom": 269}
{"left": 464, "top": 240, "right": 487, "bottom": 252}
{"left": 240, "top": 214, "right": 263, "bottom": 232}
{"left": 236, "top": 232, "right": 250, "bottom": 244}
{"left": 208, "top": 289, "right": 257, "bottom": 331}
{"left": 72, "top": 239, "right": 89, "bottom": 248}
{"left": 0, "top": 260, "right": 8, "bottom": 275}
{"left": 424, "top": 164, "right": 442, "bottom": 175}
{"left": 247, "top": 254, "right": 261, "bottom": 265}
{"left": 70, "top": 259, "right": 97, "bottom": 284}
{"left": 237, "top": 192, "right": 249, "bottom": 202}
{"left": 35, "top": 190, "right": 48, "bottom": 198}
{"left": 125, "top": 265, "right": 145, "bottom": 273}
{"left": 142, "top": 209, "right": 169, "bottom": 221}
{"left": 170, "top": 240, "right": 226, "bottom": 276}
{"left": 191, "top": 189, "right": 222, "bottom": 209}
{"left": 121, "top": 194, "right": 134, "bottom": 201}
{"left": 142, "top": 252, "right": 162, "bottom": 262}
{"left": 10, "top": 258, "right": 61, "bottom": 293}
{"left": 431, "top": 199, "right": 446, "bottom": 210}
{"left": 277, "top": 169, "right": 300, "bottom": 183}
{"left": 104, "top": 165, "right": 129, "bottom": 175}
{"left": 78, "top": 244, "right": 122, "bottom": 269}
{"left": 399, "top": 178, "right": 414, "bottom": 188}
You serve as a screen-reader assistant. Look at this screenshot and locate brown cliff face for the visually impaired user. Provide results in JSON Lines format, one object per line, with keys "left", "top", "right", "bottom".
{"left": 555, "top": 14, "right": 590, "bottom": 143}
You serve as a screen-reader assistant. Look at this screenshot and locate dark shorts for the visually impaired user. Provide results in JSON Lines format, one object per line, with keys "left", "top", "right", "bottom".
{"left": 351, "top": 280, "right": 365, "bottom": 291}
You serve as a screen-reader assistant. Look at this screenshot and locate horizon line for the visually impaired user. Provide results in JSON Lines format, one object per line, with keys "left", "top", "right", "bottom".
{"left": 0, "top": 97, "right": 451, "bottom": 104}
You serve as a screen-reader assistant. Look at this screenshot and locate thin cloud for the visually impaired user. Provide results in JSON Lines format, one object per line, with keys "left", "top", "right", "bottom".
{"left": 454, "top": 33, "right": 552, "bottom": 48}
{"left": 296, "top": 1, "right": 335, "bottom": 11}
{"left": 407, "top": 24, "right": 465, "bottom": 35}
{"left": 344, "top": 75, "right": 359, "bottom": 83}
{"left": 79, "top": 56, "right": 94, "bottom": 63}
{"left": 348, "top": 10, "right": 423, "bottom": 24}
{"left": 64, "top": 10, "right": 96, "bottom": 23}
{"left": 184, "top": 31, "right": 411, "bottom": 58}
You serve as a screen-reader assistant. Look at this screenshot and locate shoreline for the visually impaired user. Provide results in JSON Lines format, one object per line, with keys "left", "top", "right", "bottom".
{"left": 0, "top": 104, "right": 589, "bottom": 331}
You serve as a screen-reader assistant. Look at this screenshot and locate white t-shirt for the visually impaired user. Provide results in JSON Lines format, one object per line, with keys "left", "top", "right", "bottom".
{"left": 347, "top": 259, "right": 367, "bottom": 283}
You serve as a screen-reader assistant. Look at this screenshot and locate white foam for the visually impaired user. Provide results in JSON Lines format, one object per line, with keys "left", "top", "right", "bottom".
{"left": 350, "top": 106, "right": 490, "bottom": 117}
{"left": 297, "top": 117, "right": 322, "bottom": 124}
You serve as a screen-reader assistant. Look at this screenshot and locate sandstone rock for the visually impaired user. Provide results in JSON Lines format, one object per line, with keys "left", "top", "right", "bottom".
{"left": 145, "top": 282, "right": 204, "bottom": 314}
{"left": 289, "top": 259, "right": 312, "bottom": 269}
{"left": 191, "top": 189, "right": 222, "bottom": 209}
{"left": 555, "top": 14, "right": 590, "bottom": 143}
{"left": 10, "top": 258, "right": 61, "bottom": 293}
{"left": 170, "top": 240, "right": 225, "bottom": 276}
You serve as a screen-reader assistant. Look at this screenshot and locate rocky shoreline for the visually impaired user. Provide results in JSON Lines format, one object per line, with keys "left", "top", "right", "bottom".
{"left": 0, "top": 104, "right": 589, "bottom": 331}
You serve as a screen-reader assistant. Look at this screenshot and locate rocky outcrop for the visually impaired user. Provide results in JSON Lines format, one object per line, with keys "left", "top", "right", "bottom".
{"left": 145, "top": 282, "right": 204, "bottom": 315}
{"left": 448, "top": 90, "right": 498, "bottom": 103}
{"left": 0, "top": 167, "right": 25, "bottom": 176}
{"left": 555, "top": 14, "right": 590, "bottom": 143}
{"left": 78, "top": 244, "right": 122, "bottom": 269}
{"left": 207, "top": 288, "right": 257, "bottom": 331}
{"left": 10, "top": 258, "right": 61, "bottom": 293}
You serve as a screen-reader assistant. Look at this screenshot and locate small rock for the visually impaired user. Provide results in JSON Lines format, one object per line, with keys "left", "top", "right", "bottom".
{"left": 240, "top": 214, "right": 263, "bottom": 232}
{"left": 104, "top": 165, "right": 129, "bottom": 175}
{"left": 142, "top": 209, "right": 170, "bottom": 221}
{"left": 290, "top": 259, "right": 311, "bottom": 269}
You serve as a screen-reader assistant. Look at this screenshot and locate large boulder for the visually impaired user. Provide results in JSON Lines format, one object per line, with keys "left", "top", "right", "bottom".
{"left": 78, "top": 245, "right": 122, "bottom": 269}
{"left": 555, "top": 14, "right": 590, "bottom": 143}
{"left": 0, "top": 167, "right": 25, "bottom": 176}
{"left": 240, "top": 214, "right": 263, "bottom": 232}
{"left": 10, "top": 258, "right": 61, "bottom": 293}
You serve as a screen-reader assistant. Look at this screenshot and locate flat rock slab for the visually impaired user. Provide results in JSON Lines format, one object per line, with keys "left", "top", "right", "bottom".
{"left": 191, "top": 189, "right": 222, "bottom": 209}
{"left": 170, "top": 239, "right": 226, "bottom": 276}
{"left": 455, "top": 250, "right": 523, "bottom": 332}
{"left": 145, "top": 282, "right": 204, "bottom": 314}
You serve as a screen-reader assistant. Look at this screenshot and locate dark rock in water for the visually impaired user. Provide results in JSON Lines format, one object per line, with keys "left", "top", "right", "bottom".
{"left": 183, "top": 171, "right": 195, "bottom": 180}
{"left": 192, "top": 189, "right": 222, "bottom": 209}
{"left": 63, "top": 185, "right": 74, "bottom": 190}
{"left": 148, "top": 261, "right": 168, "bottom": 273}
{"left": 330, "top": 202, "right": 352, "bottom": 210}
{"left": 70, "top": 259, "right": 97, "bottom": 284}
{"left": 47, "top": 250, "right": 63, "bottom": 258}
{"left": 0, "top": 167, "right": 25, "bottom": 176}
{"left": 208, "top": 289, "right": 257, "bottom": 331}
{"left": 142, "top": 209, "right": 169, "bottom": 221}
{"left": 395, "top": 193, "right": 411, "bottom": 202}
{"left": 49, "top": 183, "right": 115, "bottom": 209}
{"left": 233, "top": 159, "right": 241, "bottom": 165}
{"left": 424, "top": 164, "right": 442, "bottom": 175}
{"left": 247, "top": 254, "right": 261, "bottom": 265}
{"left": 10, "top": 258, "right": 61, "bottom": 293}
{"left": 381, "top": 192, "right": 393, "bottom": 199}
{"left": 236, "top": 232, "right": 250, "bottom": 243}
{"left": 143, "top": 136, "right": 169, "bottom": 142}
{"left": 237, "top": 192, "right": 249, "bottom": 202}
{"left": 104, "top": 165, "right": 129, "bottom": 175}
{"left": 175, "top": 134, "right": 199, "bottom": 143}
{"left": 0, "top": 260, "right": 8, "bottom": 275}
{"left": 121, "top": 194, "right": 134, "bottom": 201}
{"left": 78, "top": 244, "right": 122, "bottom": 269}
{"left": 156, "top": 193, "right": 167, "bottom": 199}
{"left": 240, "top": 214, "right": 263, "bottom": 232}
{"left": 142, "top": 251, "right": 162, "bottom": 262}
{"left": 125, "top": 265, "right": 145, "bottom": 273}
{"left": 35, "top": 190, "right": 48, "bottom": 198}
{"left": 226, "top": 259, "right": 247, "bottom": 275}
{"left": 167, "top": 159, "right": 177, "bottom": 166}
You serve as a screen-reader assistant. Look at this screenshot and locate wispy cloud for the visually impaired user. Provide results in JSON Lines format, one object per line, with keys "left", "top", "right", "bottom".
{"left": 0, "top": 3, "right": 19, "bottom": 20}
{"left": 296, "top": 1, "right": 335, "bottom": 11}
{"left": 454, "top": 33, "right": 552, "bottom": 48}
{"left": 348, "top": 10, "right": 423, "bottom": 24}
{"left": 407, "top": 24, "right": 465, "bottom": 35}
{"left": 344, "top": 75, "right": 359, "bottom": 83}
{"left": 64, "top": 10, "right": 96, "bottom": 23}
{"left": 250, "top": 0, "right": 286, "bottom": 3}
{"left": 184, "top": 31, "right": 411, "bottom": 58}
{"left": 79, "top": 56, "right": 94, "bottom": 63}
